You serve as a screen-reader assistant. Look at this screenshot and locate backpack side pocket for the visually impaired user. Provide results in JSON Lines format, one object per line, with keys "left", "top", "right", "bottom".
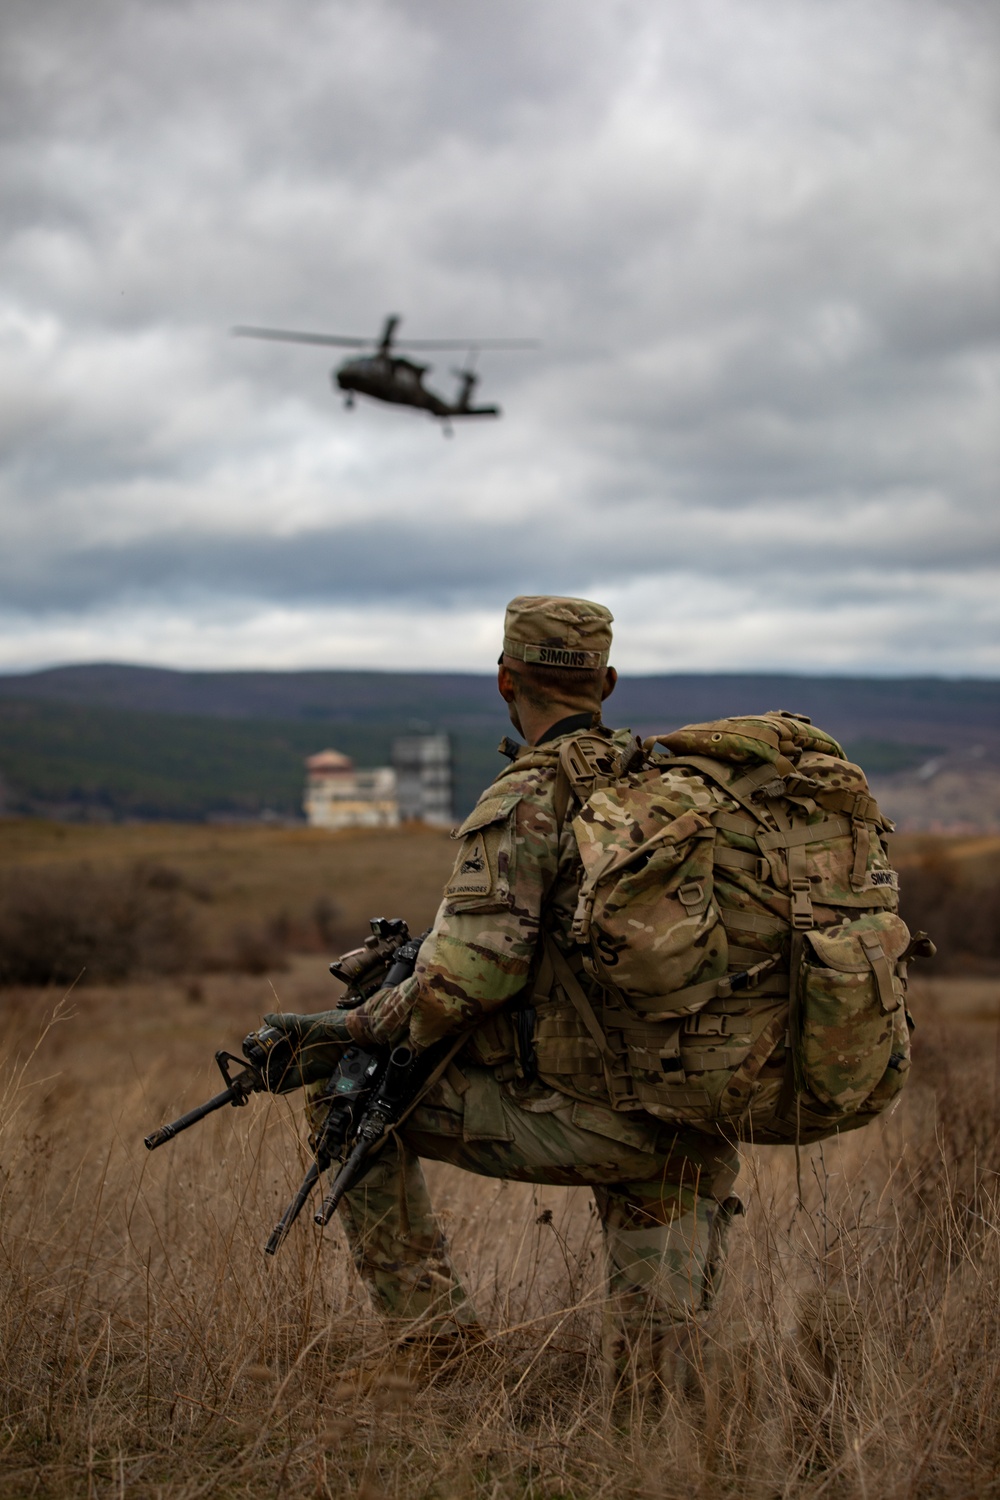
{"left": 799, "top": 912, "right": 911, "bottom": 1112}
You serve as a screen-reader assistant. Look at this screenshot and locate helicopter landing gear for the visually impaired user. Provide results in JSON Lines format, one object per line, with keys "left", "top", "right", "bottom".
{"left": 343, "top": 393, "right": 355, "bottom": 410}
{"left": 442, "top": 421, "right": 453, "bottom": 438}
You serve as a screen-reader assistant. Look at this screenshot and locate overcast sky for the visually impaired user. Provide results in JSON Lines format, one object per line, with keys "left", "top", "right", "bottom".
{"left": 1, "top": 0, "right": 997, "bottom": 678}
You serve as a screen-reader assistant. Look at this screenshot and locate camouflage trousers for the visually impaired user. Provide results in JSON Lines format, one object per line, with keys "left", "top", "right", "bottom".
{"left": 329, "top": 1065, "right": 740, "bottom": 1377}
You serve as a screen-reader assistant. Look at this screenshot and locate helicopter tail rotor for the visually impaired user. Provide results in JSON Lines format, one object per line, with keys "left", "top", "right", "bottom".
{"left": 451, "top": 349, "right": 482, "bottom": 412}
{"left": 447, "top": 355, "right": 499, "bottom": 419}
{"left": 452, "top": 367, "right": 479, "bottom": 411}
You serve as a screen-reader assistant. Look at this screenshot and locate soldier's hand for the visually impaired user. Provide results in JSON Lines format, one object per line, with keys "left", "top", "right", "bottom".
{"left": 260, "top": 1010, "right": 354, "bottom": 1088}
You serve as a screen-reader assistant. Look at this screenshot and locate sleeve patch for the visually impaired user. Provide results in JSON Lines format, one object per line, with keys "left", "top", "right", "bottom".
{"left": 446, "top": 831, "right": 493, "bottom": 898}
{"left": 444, "top": 791, "right": 522, "bottom": 910}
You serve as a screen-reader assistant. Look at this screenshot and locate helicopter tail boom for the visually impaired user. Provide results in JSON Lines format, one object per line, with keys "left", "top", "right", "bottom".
{"left": 445, "top": 364, "right": 495, "bottom": 417}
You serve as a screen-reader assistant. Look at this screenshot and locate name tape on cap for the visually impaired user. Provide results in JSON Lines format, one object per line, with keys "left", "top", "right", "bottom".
{"left": 522, "top": 645, "right": 604, "bottom": 669}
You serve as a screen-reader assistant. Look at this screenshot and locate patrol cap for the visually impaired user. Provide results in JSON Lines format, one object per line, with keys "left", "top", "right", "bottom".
{"left": 502, "top": 595, "right": 614, "bottom": 670}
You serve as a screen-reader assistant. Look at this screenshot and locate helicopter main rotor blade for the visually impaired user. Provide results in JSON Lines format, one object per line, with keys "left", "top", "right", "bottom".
{"left": 232, "top": 326, "right": 370, "bottom": 348}
{"left": 233, "top": 327, "right": 539, "bottom": 352}
{"left": 393, "top": 338, "right": 539, "bottom": 350}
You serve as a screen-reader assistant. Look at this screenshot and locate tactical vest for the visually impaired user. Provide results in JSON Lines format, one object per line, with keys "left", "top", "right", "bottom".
{"left": 525, "top": 712, "right": 930, "bottom": 1146}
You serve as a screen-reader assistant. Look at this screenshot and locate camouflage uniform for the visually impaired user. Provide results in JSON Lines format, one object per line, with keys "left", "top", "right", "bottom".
{"left": 324, "top": 598, "right": 741, "bottom": 1386}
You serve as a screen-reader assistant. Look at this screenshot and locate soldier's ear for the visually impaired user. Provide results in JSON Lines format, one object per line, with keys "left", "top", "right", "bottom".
{"left": 498, "top": 664, "right": 518, "bottom": 705}
{"left": 601, "top": 667, "right": 618, "bottom": 702}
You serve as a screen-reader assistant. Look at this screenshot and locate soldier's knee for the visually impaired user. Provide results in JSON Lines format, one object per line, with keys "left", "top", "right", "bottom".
{"left": 601, "top": 1186, "right": 744, "bottom": 1321}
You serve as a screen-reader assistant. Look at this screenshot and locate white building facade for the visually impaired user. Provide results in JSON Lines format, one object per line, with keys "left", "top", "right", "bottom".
{"left": 303, "top": 750, "right": 399, "bottom": 830}
{"left": 304, "top": 734, "right": 454, "bottom": 830}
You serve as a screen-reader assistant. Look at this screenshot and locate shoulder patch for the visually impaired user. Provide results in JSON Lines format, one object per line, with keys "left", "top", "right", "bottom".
{"left": 446, "top": 831, "right": 493, "bottom": 898}
{"left": 445, "top": 790, "right": 522, "bottom": 907}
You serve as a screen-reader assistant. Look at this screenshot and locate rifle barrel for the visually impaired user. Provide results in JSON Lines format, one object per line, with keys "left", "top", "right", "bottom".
{"left": 314, "top": 1134, "right": 370, "bottom": 1225}
{"left": 264, "top": 1160, "right": 322, "bottom": 1256}
{"left": 143, "top": 1086, "right": 238, "bottom": 1150}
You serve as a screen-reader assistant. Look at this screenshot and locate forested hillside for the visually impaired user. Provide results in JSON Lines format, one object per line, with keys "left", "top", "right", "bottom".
{"left": 3, "top": 662, "right": 998, "bottom": 748}
{"left": 1, "top": 664, "right": 996, "bottom": 822}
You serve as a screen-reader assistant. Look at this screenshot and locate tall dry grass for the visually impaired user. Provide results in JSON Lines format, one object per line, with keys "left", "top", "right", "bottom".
{"left": 2, "top": 970, "right": 1000, "bottom": 1498}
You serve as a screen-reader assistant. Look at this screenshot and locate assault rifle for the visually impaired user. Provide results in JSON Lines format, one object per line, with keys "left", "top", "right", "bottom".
{"left": 143, "top": 917, "right": 435, "bottom": 1255}
{"left": 264, "top": 1036, "right": 441, "bottom": 1256}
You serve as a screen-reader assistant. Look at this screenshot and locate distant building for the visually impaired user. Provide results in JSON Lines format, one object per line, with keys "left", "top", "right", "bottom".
{"left": 391, "top": 733, "right": 453, "bottom": 825}
{"left": 304, "top": 750, "right": 399, "bottom": 830}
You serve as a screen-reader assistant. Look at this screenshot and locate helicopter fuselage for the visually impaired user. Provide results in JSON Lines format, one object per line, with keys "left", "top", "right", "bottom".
{"left": 233, "top": 314, "right": 532, "bottom": 424}
{"left": 334, "top": 354, "right": 498, "bottom": 419}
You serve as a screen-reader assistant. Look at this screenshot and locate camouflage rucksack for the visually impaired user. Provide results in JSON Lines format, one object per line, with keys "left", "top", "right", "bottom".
{"left": 546, "top": 711, "right": 930, "bottom": 1145}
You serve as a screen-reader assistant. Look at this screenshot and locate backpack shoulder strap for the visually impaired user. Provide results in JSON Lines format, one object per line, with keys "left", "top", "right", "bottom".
{"left": 654, "top": 752, "right": 785, "bottom": 823}
{"left": 539, "top": 933, "right": 616, "bottom": 1065}
{"left": 553, "top": 730, "right": 639, "bottom": 830}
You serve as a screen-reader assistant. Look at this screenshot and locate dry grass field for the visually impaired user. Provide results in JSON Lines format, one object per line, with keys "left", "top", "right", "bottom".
{"left": 0, "top": 822, "right": 458, "bottom": 987}
{"left": 2, "top": 822, "right": 1000, "bottom": 1497}
{"left": 0, "top": 818, "right": 457, "bottom": 953}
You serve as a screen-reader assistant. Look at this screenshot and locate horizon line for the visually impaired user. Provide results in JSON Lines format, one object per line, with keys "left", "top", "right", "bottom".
{"left": 1, "top": 659, "right": 998, "bottom": 685}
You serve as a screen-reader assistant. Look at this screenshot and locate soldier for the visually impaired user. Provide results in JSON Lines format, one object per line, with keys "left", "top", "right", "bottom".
{"left": 265, "top": 596, "right": 741, "bottom": 1396}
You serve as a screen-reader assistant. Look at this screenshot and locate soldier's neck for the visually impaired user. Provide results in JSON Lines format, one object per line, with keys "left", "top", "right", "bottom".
{"left": 519, "top": 703, "right": 600, "bottom": 747}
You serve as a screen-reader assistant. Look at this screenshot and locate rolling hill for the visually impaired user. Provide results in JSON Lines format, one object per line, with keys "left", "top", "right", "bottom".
{"left": 1, "top": 664, "right": 997, "bottom": 823}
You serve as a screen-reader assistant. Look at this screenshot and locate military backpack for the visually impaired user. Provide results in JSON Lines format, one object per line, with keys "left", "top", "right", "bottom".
{"left": 532, "top": 711, "right": 931, "bottom": 1145}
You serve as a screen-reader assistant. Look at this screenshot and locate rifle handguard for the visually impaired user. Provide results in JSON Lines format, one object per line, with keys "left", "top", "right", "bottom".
{"left": 313, "top": 1045, "right": 420, "bottom": 1224}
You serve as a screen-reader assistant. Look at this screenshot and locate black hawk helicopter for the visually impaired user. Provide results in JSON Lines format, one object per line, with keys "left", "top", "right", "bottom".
{"left": 233, "top": 315, "right": 536, "bottom": 429}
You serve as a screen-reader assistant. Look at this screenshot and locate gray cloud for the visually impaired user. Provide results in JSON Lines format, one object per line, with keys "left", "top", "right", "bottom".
{"left": 1, "top": 0, "right": 997, "bottom": 674}
{"left": 4, "top": 499, "right": 997, "bottom": 616}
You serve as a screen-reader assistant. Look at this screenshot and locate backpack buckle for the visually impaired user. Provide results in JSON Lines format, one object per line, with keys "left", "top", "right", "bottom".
{"left": 751, "top": 777, "right": 788, "bottom": 803}
{"left": 789, "top": 879, "right": 814, "bottom": 929}
{"left": 570, "top": 892, "right": 594, "bottom": 944}
{"left": 678, "top": 880, "right": 705, "bottom": 911}
{"left": 559, "top": 734, "right": 617, "bottom": 795}
{"left": 605, "top": 1052, "right": 640, "bottom": 1107}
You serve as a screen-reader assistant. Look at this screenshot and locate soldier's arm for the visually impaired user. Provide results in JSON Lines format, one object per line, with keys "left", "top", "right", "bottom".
{"left": 350, "top": 776, "right": 560, "bottom": 1051}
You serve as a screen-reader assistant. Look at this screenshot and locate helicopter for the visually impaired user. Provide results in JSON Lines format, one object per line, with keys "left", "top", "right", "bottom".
{"left": 233, "top": 315, "right": 536, "bottom": 429}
